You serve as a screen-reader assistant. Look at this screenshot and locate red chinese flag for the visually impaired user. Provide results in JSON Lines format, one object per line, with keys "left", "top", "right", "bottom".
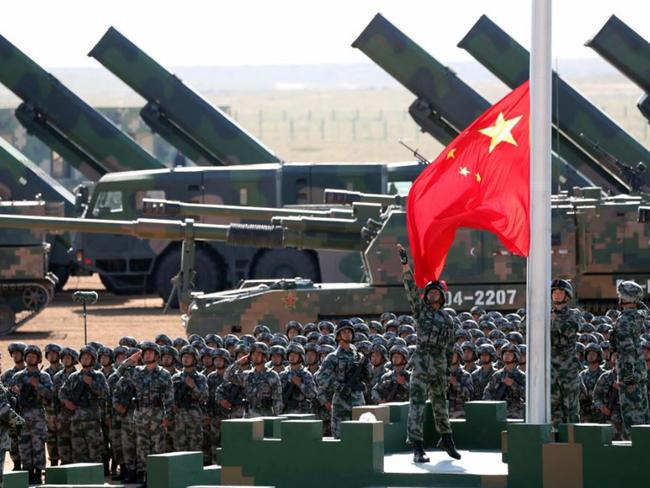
{"left": 407, "top": 81, "right": 530, "bottom": 287}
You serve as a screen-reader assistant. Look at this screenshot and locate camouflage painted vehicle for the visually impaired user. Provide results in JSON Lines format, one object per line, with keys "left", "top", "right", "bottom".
{"left": 587, "top": 15, "right": 650, "bottom": 123}
{"left": 88, "top": 26, "right": 280, "bottom": 167}
{"left": 0, "top": 136, "right": 78, "bottom": 287}
{"left": 352, "top": 13, "right": 626, "bottom": 196}
{"left": 183, "top": 187, "right": 650, "bottom": 336}
{"left": 457, "top": 15, "right": 650, "bottom": 194}
{"left": 0, "top": 32, "right": 165, "bottom": 181}
{"left": 0, "top": 201, "right": 59, "bottom": 334}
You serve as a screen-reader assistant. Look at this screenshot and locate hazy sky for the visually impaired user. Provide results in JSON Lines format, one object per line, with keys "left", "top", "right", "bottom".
{"left": 0, "top": 0, "right": 647, "bottom": 68}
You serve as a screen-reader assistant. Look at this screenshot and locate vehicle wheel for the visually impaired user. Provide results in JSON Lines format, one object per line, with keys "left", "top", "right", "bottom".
{"left": 49, "top": 264, "right": 70, "bottom": 291}
{"left": 0, "top": 305, "right": 15, "bottom": 336}
{"left": 251, "top": 249, "right": 319, "bottom": 281}
{"left": 22, "top": 286, "right": 47, "bottom": 311}
{"left": 154, "top": 247, "right": 225, "bottom": 309}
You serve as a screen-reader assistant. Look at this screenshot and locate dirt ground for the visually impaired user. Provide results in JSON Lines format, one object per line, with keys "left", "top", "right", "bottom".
{"left": 0, "top": 274, "right": 186, "bottom": 373}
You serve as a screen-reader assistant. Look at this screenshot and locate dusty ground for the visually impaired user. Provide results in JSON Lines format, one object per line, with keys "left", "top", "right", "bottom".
{"left": 0, "top": 275, "right": 185, "bottom": 372}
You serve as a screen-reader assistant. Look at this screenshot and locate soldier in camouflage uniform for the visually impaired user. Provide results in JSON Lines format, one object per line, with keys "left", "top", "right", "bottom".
{"left": 366, "top": 344, "right": 388, "bottom": 405}
{"left": 59, "top": 345, "right": 109, "bottom": 464}
{"left": 159, "top": 344, "right": 179, "bottom": 453}
{"left": 0, "top": 381, "right": 24, "bottom": 488}
{"left": 117, "top": 342, "right": 173, "bottom": 485}
{"left": 206, "top": 348, "right": 231, "bottom": 464}
{"left": 550, "top": 279, "right": 582, "bottom": 427}
{"left": 225, "top": 342, "right": 283, "bottom": 418}
{"left": 593, "top": 352, "right": 623, "bottom": 440}
{"left": 97, "top": 346, "right": 115, "bottom": 476}
{"left": 483, "top": 343, "right": 526, "bottom": 419}
{"left": 304, "top": 343, "right": 320, "bottom": 376}
{"left": 643, "top": 341, "right": 650, "bottom": 406}
{"left": 268, "top": 345, "right": 286, "bottom": 375}
{"left": 461, "top": 342, "right": 478, "bottom": 375}
{"left": 371, "top": 345, "right": 410, "bottom": 403}
{"left": 11, "top": 345, "right": 52, "bottom": 484}
{"left": 313, "top": 344, "right": 335, "bottom": 436}
{"left": 579, "top": 343, "right": 606, "bottom": 423}
{"left": 471, "top": 344, "right": 497, "bottom": 401}
{"left": 172, "top": 345, "right": 208, "bottom": 454}
{"left": 2, "top": 342, "right": 26, "bottom": 471}
{"left": 610, "top": 281, "right": 650, "bottom": 439}
{"left": 280, "top": 343, "right": 317, "bottom": 414}
{"left": 447, "top": 345, "right": 474, "bottom": 419}
{"left": 107, "top": 346, "right": 128, "bottom": 481}
{"left": 396, "top": 243, "right": 460, "bottom": 462}
{"left": 315, "top": 320, "right": 371, "bottom": 439}
{"left": 112, "top": 349, "right": 138, "bottom": 484}
{"left": 52, "top": 348, "right": 77, "bottom": 465}
{"left": 43, "top": 343, "right": 62, "bottom": 467}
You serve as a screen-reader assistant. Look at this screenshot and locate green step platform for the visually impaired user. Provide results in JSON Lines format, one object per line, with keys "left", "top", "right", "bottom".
{"left": 3, "top": 471, "right": 28, "bottom": 488}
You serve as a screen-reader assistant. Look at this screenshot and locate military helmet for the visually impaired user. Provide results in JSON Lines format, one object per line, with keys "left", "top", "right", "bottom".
{"left": 303, "top": 323, "right": 318, "bottom": 335}
{"left": 304, "top": 342, "right": 319, "bottom": 355}
{"left": 389, "top": 345, "right": 409, "bottom": 362}
{"left": 551, "top": 279, "right": 573, "bottom": 299}
{"left": 79, "top": 345, "right": 98, "bottom": 362}
{"left": 190, "top": 340, "right": 205, "bottom": 351}
{"left": 500, "top": 342, "right": 520, "bottom": 362}
{"left": 306, "top": 331, "right": 321, "bottom": 343}
{"left": 452, "top": 343, "right": 464, "bottom": 360}
{"left": 98, "top": 346, "right": 114, "bottom": 362}
{"left": 286, "top": 343, "right": 305, "bottom": 363}
{"left": 8, "top": 342, "right": 27, "bottom": 354}
{"left": 405, "top": 333, "right": 418, "bottom": 346}
{"left": 44, "top": 343, "right": 62, "bottom": 356}
{"left": 285, "top": 320, "right": 303, "bottom": 335}
{"left": 87, "top": 341, "right": 104, "bottom": 351}
{"left": 155, "top": 334, "right": 172, "bottom": 346}
{"left": 61, "top": 347, "right": 79, "bottom": 364}
{"left": 214, "top": 348, "right": 232, "bottom": 365}
{"left": 458, "top": 311, "right": 473, "bottom": 322}
{"left": 469, "top": 329, "right": 485, "bottom": 340}
{"left": 160, "top": 344, "right": 179, "bottom": 362}
{"left": 455, "top": 329, "right": 470, "bottom": 341}
{"left": 479, "top": 319, "right": 496, "bottom": 331}
{"left": 139, "top": 341, "right": 161, "bottom": 356}
{"left": 318, "top": 335, "right": 336, "bottom": 347}
{"left": 200, "top": 347, "right": 215, "bottom": 359}
{"left": 493, "top": 338, "right": 509, "bottom": 349}
{"left": 600, "top": 340, "right": 610, "bottom": 351}
{"left": 24, "top": 344, "right": 42, "bottom": 362}
{"left": 119, "top": 336, "right": 138, "bottom": 348}
{"left": 585, "top": 343, "right": 603, "bottom": 362}
{"left": 578, "top": 333, "right": 598, "bottom": 345}
{"left": 179, "top": 345, "right": 199, "bottom": 364}
{"left": 575, "top": 342, "right": 586, "bottom": 354}
{"left": 317, "top": 320, "right": 335, "bottom": 334}
{"left": 398, "top": 324, "right": 415, "bottom": 337}
{"left": 355, "top": 341, "right": 372, "bottom": 356}
{"left": 462, "top": 319, "right": 479, "bottom": 330}
{"left": 470, "top": 305, "right": 486, "bottom": 317}
{"left": 368, "top": 320, "right": 384, "bottom": 334}
{"left": 477, "top": 343, "right": 497, "bottom": 362}
{"left": 605, "top": 309, "right": 620, "bottom": 321}
{"left": 581, "top": 311, "right": 595, "bottom": 323}
{"left": 579, "top": 322, "right": 596, "bottom": 334}
{"left": 641, "top": 340, "right": 650, "bottom": 351}
{"left": 423, "top": 280, "right": 448, "bottom": 304}
{"left": 335, "top": 319, "right": 354, "bottom": 338}
{"left": 318, "top": 344, "right": 335, "bottom": 356}
{"left": 617, "top": 280, "right": 645, "bottom": 303}
{"left": 253, "top": 324, "right": 272, "bottom": 336}
{"left": 505, "top": 331, "right": 524, "bottom": 345}
{"left": 173, "top": 337, "right": 190, "bottom": 349}
{"left": 354, "top": 322, "right": 370, "bottom": 336}
{"left": 291, "top": 335, "right": 308, "bottom": 346}
{"left": 270, "top": 345, "right": 287, "bottom": 359}
{"left": 399, "top": 315, "right": 417, "bottom": 326}
{"left": 488, "top": 329, "right": 506, "bottom": 341}
{"left": 205, "top": 334, "right": 223, "bottom": 348}
{"left": 250, "top": 342, "right": 270, "bottom": 359}
{"left": 379, "top": 312, "right": 397, "bottom": 323}
{"left": 234, "top": 342, "right": 251, "bottom": 357}
{"left": 271, "top": 335, "right": 289, "bottom": 347}
{"left": 371, "top": 335, "right": 388, "bottom": 347}
{"left": 239, "top": 334, "right": 255, "bottom": 345}
{"left": 518, "top": 344, "right": 527, "bottom": 355}
{"left": 387, "top": 337, "right": 407, "bottom": 350}
{"left": 475, "top": 337, "right": 491, "bottom": 347}
{"left": 370, "top": 343, "right": 388, "bottom": 359}
{"left": 187, "top": 334, "right": 205, "bottom": 344}
{"left": 461, "top": 341, "right": 478, "bottom": 359}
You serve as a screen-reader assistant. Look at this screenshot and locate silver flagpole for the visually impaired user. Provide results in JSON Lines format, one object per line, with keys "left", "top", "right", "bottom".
{"left": 526, "top": 0, "right": 553, "bottom": 423}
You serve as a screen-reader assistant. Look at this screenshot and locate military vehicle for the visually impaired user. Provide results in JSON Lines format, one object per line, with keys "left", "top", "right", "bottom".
{"left": 0, "top": 33, "right": 166, "bottom": 182}
{"left": 352, "top": 13, "right": 628, "bottom": 196}
{"left": 0, "top": 201, "right": 59, "bottom": 334}
{"left": 88, "top": 26, "right": 281, "bottom": 167}
{"left": 587, "top": 15, "right": 650, "bottom": 124}
{"left": 457, "top": 15, "right": 650, "bottom": 195}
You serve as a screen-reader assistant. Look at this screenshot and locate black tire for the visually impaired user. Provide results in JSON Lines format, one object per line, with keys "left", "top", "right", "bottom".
{"left": 154, "top": 246, "right": 225, "bottom": 309}
{"left": 49, "top": 264, "right": 70, "bottom": 292}
{"left": 251, "top": 249, "right": 319, "bottom": 281}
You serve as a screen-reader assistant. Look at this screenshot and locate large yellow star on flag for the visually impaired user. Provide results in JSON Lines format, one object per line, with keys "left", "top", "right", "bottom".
{"left": 478, "top": 112, "right": 522, "bottom": 153}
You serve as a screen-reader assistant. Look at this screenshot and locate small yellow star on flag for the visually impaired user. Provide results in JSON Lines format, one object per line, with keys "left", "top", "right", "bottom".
{"left": 459, "top": 167, "right": 470, "bottom": 176}
{"left": 475, "top": 172, "right": 482, "bottom": 183}
{"left": 446, "top": 148, "right": 456, "bottom": 159}
{"left": 478, "top": 112, "right": 522, "bottom": 153}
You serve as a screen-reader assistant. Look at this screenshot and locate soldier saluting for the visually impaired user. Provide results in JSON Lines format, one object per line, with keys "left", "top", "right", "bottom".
{"left": 396, "top": 243, "right": 461, "bottom": 462}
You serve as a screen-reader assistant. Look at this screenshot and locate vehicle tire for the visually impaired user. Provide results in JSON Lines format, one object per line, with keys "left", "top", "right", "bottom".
{"left": 154, "top": 247, "right": 225, "bottom": 309}
{"left": 251, "top": 249, "right": 319, "bottom": 281}
{"left": 49, "top": 264, "right": 70, "bottom": 291}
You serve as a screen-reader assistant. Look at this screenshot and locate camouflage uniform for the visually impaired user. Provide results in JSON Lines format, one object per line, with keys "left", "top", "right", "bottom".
{"left": 1, "top": 362, "right": 25, "bottom": 469}
{"left": 578, "top": 346, "right": 606, "bottom": 423}
{"left": 43, "top": 360, "right": 62, "bottom": 466}
{"left": 59, "top": 367, "right": 109, "bottom": 463}
{"left": 224, "top": 361, "right": 283, "bottom": 418}
{"left": 315, "top": 340, "right": 371, "bottom": 439}
{"left": 447, "top": 363, "right": 474, "bottom": 419}
{"left": 402, "top": 269, "right": 455, "bottom": 441}
{"left": 116, "top": 357, "right": 173, "bottom": 480}
{"left": 483, "top": 365, "right": 526, "bottom": 419}
{"left": 367, "top": 362, "right": 388, "bottom": 405}
{"left": 471, "top": 361, "right": 496, "bottom": 402}
{"left": 206, "top": 369, "right": 227, "bottom": 463}
{"left": 371, "top": 368, "right": 410, "bottom": 403}
{"left": 99, "top": 362, "right": 115, "bottom": 472}
{"left": 592, "top": 369, "right": 623, "bottom": 440}
{"left": 279, "top": 366, "right": 318, "bottom": 414}
{"left": 171, "top": 368, "right": 208, "bottom": 452}
{"left": 0, "top": 383, "right": 24, "bottom": 487}
{"left": 611, "top": 307, "right": 650, "bottom": 438}
{"left": 112, "top": 375, "right": 137, "bottom": 478}
{"left": 52, "top": 365, "right": 76, "bottom": 465}
{"left": 12, "top": 367, "right": 52, "bottom": 471}
{"left": 106, "top": 370, "right": 124, "bottom": 472}
{"left": 550, "top": 305, "right": 582, "bottom": 426}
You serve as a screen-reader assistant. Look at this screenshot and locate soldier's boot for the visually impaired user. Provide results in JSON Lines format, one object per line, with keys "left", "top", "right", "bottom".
{"left": 412, "top": 440, "right": 430, "bottom": 463}
{"left": 437, "top": 433, "right": 461, "bottom": 460}
{"left": 50, "top": 458, "right": 59, "bottom": 466}
{"left": 12, "top": 460, "right": 21, "bottom": 471}
{"left": 103, "top": 458, "right": 110, "bottom": 476}
{"left": 112, "top": 464, "right": 126, "bottom": 481}
{"left": 123, "top": 469, "right": 137, "bottom": 484}
{"left": 110, "top": 458, "right": 118, "bottom": 476}
{"left": 135, "top": 470, "right": 146, "bottom": 487}
{"left": 33, "top": 469, "right": 43, "bottom": 485}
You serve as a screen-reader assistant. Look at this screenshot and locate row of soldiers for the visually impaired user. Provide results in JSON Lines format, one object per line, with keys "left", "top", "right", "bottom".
{"left": 0, "top": 282, "right": 647, "bottom": 484}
